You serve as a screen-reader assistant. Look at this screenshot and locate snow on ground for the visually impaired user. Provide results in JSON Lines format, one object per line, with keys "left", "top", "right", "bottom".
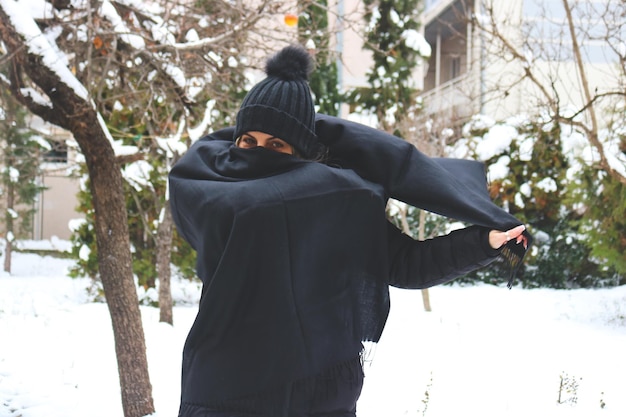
{"left": 1, "top": 247, "right": 625, "bottom": 417}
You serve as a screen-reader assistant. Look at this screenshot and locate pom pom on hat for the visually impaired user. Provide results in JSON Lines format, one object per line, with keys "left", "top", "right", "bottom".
{"left": 234, "top": 45, "right": 319, "bottom": 159}
{"left": 265, "top": 45, "right": 314, "bottom": 81}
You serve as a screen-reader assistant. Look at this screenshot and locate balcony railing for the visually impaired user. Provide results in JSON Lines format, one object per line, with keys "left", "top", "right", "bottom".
{"left": 419, "top": 71, "right": 480, "bottom": 126}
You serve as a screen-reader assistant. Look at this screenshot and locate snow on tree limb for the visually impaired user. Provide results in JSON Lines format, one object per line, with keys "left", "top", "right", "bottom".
{"left": 20, "top": 87, "right": 53, "bottom": 108}
{"left": 101, "top": 0, "right": 146, "bottom": 50}
{"left": 187, "top": 99, "right": 216, "bottom": 142}
{"left": 0, "top": 0, "right": 89, "bottom": 101}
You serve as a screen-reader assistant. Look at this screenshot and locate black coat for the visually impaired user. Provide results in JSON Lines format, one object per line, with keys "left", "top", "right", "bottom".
{"left": 169, "top": 115, "right": 528, "bottom": 412}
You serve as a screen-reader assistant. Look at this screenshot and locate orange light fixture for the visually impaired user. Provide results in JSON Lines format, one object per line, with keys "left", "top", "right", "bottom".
{"left": 284, "top": 13, "right": 298, "bottom": 27}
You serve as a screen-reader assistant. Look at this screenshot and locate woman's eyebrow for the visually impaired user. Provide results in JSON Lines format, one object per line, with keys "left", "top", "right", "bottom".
{"left": 245, "top": 133, "right": 278, "bottom": 141}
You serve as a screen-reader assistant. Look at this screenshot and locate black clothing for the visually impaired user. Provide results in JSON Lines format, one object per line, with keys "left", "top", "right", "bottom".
{"left": 169, "top": 116, "right": 526, "bottom": 416}
{"left": 234, "top": 45, "right": 319, "bottom": 159}
{"left": 178, "top": 355, "right": 363, "bottom": 417}
{"left": 313, "top": 114, "right": 531, "bottom": 282}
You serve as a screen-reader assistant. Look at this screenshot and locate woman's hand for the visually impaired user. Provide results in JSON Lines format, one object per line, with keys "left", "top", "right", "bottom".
{"left": 489, "top": 225, "right": 528, "bottom": 249}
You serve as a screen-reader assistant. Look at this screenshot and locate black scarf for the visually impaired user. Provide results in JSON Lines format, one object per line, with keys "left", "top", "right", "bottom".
{"left": 206, "top": 115, "right": 532, "bottom": 286}
{"left": 313, "top": 114, "right": 533, "bottom": 287}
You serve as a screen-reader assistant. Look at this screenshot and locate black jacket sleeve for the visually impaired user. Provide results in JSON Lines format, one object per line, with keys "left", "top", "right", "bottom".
{"left": 386, "top": 222, "right": 501, "bottom": 289}
{"left": 314, "top": 114, "right": 523, "bottom": 230}
{"left": 315, "top": 114, "right": 533, "bottom": 286}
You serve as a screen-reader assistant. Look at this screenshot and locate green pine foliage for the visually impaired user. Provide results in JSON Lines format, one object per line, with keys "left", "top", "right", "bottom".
{"left": 457, "top": 117, "right": 623, "bottom": 288}
{"left": 346, "top": 0, "right": 425, "bottom": 135}
{"left": 0, "top": 89, "right": 47, "bottom": 240}
{"left": 171, "top": 228, "right": 198, "bottom": 280}
{"left": 298, "top": 0, "right": 341, "bottom": 116}
{"left": 530, "top": 218, "right": 620, "bottom": 288}
{"left": 579, "top": 169, "right": 626, "bottom": 281}
{"left": 575, "top": 117, "right": 626, "bottom": 280}
{"left": 491, "top": 121, "right": 566, "bottom": 230}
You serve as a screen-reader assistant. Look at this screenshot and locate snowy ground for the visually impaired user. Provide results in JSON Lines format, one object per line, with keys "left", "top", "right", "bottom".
{"left": 1, "top": 247, "right": 625, "bottom": 417}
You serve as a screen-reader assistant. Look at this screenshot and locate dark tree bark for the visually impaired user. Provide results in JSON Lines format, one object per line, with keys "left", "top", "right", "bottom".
{"left": 3, "top": 181, "right": 14, "bottom": 273}
{"left": 156, "top": 202, "right": 174, "bottom": 325}
{"left": 0, "top": 7, "right": 154, "bottom": 417}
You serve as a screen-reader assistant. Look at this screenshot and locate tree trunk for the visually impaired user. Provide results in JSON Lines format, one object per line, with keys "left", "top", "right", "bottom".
{"left": 418, "top": 210, "right": 431, "bottom": 312}
{"left": 3, "top": 238, "right": 11, "bottom": 274}
{"left": 156, "top": 202, "right": 174, "bottom": 325}
{"left": 397, "top": 203, "right": 432, "bottom": 312}
{"left": 4, "top": 182, "right": 14, "bottom": 273}
{"left": 84, "top": 133, "right": 155, "bottom": 417}
{"left": 0, "top": 7, "right": 155, "bottom": 416}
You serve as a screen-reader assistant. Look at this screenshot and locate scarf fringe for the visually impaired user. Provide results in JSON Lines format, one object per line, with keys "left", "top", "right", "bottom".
{"left": 502, "top": 230, "right": 533, "bottom": 289}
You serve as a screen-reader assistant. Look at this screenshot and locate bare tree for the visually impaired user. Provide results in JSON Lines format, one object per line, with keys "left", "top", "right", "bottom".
{"left": 0, "top": 7, "right": 156, "bottom": 416}
{"left": 470, "top": 0, "right": 626, "bottom": 184}
{"left": 1, "top": 0, "right": 289, "bottom": 416}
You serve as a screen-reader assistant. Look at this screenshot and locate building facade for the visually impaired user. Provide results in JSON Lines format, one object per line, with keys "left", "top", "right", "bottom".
{"left": 419, "top": 0, "right": 622, "bottom": 128}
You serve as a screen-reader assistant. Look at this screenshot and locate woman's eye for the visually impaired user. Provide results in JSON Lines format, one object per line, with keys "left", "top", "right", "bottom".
{"left": 241, "top": 137, "right": 256, "bottom": 147}
{"left": 270, "top": 141, "right": 284, "bottom": 148}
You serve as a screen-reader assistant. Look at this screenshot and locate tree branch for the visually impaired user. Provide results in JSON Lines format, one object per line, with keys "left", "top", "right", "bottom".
{"left": 562, "top": 0, "right": 624, "bottom": 185}
{"left": 147, "top": 1, "right": 272, "bottom": 53}
{"left": 4, "top": 57, "right": 69, "bottom": 129}
{"left": 116, "top": 152, "right": 145, "bottom": 165}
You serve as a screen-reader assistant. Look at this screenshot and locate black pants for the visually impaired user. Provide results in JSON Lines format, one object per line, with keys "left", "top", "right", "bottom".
{"left": 179, "top": 356, "right": 364, "bottom": 417}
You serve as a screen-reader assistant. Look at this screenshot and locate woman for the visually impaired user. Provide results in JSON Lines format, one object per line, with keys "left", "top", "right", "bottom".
{"left": 169, "top": 45, "right": 530, "bottom": 417}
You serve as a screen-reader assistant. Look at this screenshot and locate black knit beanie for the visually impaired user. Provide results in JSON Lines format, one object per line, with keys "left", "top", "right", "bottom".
{"left": 234, "top": 45, "right": 318, "bottom": 159}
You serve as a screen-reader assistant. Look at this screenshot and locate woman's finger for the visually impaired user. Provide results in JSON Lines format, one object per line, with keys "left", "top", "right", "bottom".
{"left": 490, "top": 225, "right": 527, "bottom": 249}
{"left": 506, "top": 225, "right": 527, "bottom": 249}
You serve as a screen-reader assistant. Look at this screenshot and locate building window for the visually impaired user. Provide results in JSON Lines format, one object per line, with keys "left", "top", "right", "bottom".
{"left": 43, "top": 139, "right": 68, "bottom": 163}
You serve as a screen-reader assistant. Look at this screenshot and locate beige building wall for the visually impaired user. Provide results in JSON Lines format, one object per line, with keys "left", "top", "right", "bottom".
{"left": 421, "top": 0, "right": 621, "bottom": 127}
{"left": 330, "top": 0, "right": 370, "bottom": 90}
{"left": 34, "top": 173, "right": 83, "bottom": 241}
{"left": 30, "top": 119, "right": 84, "bottom": 242}
{"left": 478, "top": 0, "right": 526, "bottom": 121}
